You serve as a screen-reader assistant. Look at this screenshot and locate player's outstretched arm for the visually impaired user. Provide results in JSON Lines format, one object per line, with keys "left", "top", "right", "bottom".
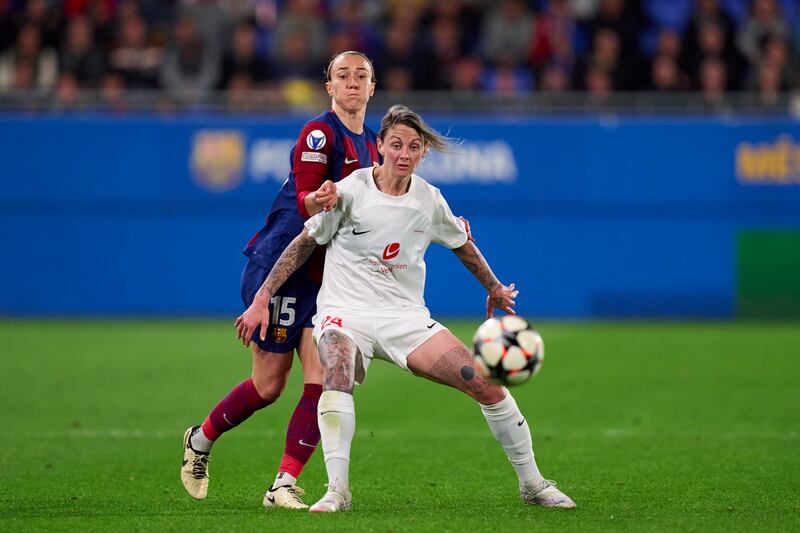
{"left": 235, "top": 229, "right": 318, "bottom": 346}
{"left": 305, "top": 179, "right": 338, "bottom": 216}
{"left": 451, "top": 241, "right": 518, "bottom": 319}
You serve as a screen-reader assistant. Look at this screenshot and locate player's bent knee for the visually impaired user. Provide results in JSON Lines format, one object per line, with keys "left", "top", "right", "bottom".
{"left": 251, "top": 374, "right": 288, "bottom": 402}
{"left": 477, "top": 384, "right": 507, "bottom": 405}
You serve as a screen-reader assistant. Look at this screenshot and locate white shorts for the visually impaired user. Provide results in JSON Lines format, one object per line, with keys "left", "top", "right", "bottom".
{"left": 312, "top": 307, "right": 446, "bottom": 383}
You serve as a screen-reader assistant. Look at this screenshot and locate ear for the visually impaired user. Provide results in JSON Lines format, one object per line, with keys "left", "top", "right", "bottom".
{"left": 377, "top": 137, "right": 385, "bottom": 156}
{"left": 368, "top": 82, "right": 375, "bottom": 97}
{"left": 325, "top": 81, "right": 332, "bottom": 96}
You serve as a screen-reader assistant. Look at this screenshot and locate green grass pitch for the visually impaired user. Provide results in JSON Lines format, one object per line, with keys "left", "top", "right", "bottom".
{"left": 1, "top": 319, "right": 798, "bottom": 531}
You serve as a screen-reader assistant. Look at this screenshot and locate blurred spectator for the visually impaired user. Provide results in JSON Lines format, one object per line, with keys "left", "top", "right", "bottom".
{"left": 64, "top": 0, "right": 115, "bottom": 49}
{"left": 583, "top": 0, "right": 642, "bottom": 67}
{"left": 577, "top": 27, "right": 628, "bottom": 90}
{"left": 482, "top": 62, "right": 534, "bottom": 94}
{"left": 375, "top": 16, "right": 423, "bottom": 89}
{"left": 737, "top": 0, "right": 787, "bottom": 67}
{"left": 270, "top": 0, "right": 327, "bottom": 66}
{"left": 686, "top": 19, "right": 744, "bottom": 90}
{"left": 682, "top": 0, "right": 737, "bottom": 67}
{"left": 647, "top": 53, "right": 686, "bottom": 91}
{"left": 219, "top": 20, "right": 270, "bottom": 90}
{"left": 328, "top": 0, "right": 381, "bottom": 57}
{"left": 699, "top": 56, "right": 728, "bottom": 108}
{"left": 383, "top": 65, "right": 414, "bottom": 91}
{"left": 584, "top": 64, "right": 613, "bottom": 105}
{"left": 481, "top": 0, "right": 533, "bottom": 66}
{"left": 270, "top": 29, "right": 321, "bottom": 81}
{"left": 8, "top": 0, "right": 65, "bottom": 50}
{"left": 529, "top": 0, "right": 581, "bottom": 71}
{"left": 422, "top": 0, "right": 482, "bottom": 55}
{"left": 655, "top": 26, "right": 682, "bottom": 60}
{"left": 0, "top": 23, "right": 58, "bottom": 90}
{"left": 160, "top": 16, "right": 220, "bottom": 102}
{"left": 450, "top": 55, "right": 485, "bottom": 91}
{"left": 109, "top": 14, "right": 162, "bottom": 89}
{"left": 418, "top": 15, "right": 463, "bottom": 90}
{"left": 539, "top": 63, "right": 572, "bottom": 91}
{"left": 570, "top": 0, "right": 600, "bottom": 21}
{"left": 59, "top": 15, "right": 106, "bottom": 87}
{"left": 55, "top": 70, "right": 80, "bottom": 107}
{"left": 754, "top": 59, "right": 784, "bottom": 106}
{"left": 180, "top": 0, "right": 232, "bottom": 55}
{"left": 100, "top": 71, "right": 128, "bottom": 110}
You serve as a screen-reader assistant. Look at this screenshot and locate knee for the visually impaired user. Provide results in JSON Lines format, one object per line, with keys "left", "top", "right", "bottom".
{"left": 251, "top": 372, "right": 288, "bottom": 403}
{"left": 475, "top": 384, "right": 506, "bottom": 406}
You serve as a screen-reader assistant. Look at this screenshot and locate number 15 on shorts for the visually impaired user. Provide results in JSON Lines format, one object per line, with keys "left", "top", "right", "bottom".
{"left": 269, "top": 296, "right": 296, "bottom": 326}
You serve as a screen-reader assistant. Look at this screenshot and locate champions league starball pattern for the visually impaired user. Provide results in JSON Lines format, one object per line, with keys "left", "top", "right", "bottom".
{"left": 472, "top": 316, "right": 544, "bottom": 386}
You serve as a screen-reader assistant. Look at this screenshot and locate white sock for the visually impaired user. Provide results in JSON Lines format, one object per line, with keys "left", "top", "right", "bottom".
{"left": 317, "top": 390, "right": 355, "bottom": 493}
{"left": 480, "top": 390, "right": 545, "bottom": 491}
{"left": 189, "top": 426, "right": 214, "bottom": 453}
{"left": 272, "top": 471, "right": 297, "bottom": 489}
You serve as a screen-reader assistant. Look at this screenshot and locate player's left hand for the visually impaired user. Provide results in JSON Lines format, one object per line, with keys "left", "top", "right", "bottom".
{"left": 458, "top": 216, "right": 474, "bottom": 242}
{"left": 314, "top": 180, "right": 338, "bottom": 212}
{"left": 486, "top": 282, "right": 518, "bottom": 319}
{"left": 234, "top": 298, "right": 270, "bottom": 348}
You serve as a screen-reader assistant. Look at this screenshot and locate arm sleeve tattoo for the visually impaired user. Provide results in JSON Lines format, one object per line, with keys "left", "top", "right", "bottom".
{"left": 255, "top": 229, "right": 318, "bottom": 301}
{"left": 452, "top": 241, "right": 500, "bottom": 292}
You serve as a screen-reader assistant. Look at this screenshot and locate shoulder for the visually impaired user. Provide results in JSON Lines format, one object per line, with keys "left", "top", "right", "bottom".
{"left": 412, "top": 174, "right": 443, "bottom": 200}
{"left": 338, "top": 167, "right": 372, "bottom": 193}
{"left": 297, "top": 113, "right": 336, "bottom": 149}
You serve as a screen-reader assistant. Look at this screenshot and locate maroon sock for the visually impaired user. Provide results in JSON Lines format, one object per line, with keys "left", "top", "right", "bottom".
{"left": 278, "top": 383, "right": 323, "bottom": 478}
{"left": 201, "top": 378, "right": 273, "bottom": 441}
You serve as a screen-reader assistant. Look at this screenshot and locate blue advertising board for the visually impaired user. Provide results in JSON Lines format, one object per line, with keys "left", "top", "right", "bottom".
{"left": 1, "top": 113, "right": 799, "bottom": 317}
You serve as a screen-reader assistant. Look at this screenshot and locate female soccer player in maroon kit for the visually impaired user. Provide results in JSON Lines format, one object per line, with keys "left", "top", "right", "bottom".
{"left": 181, "top": 51, "right": 380, "bottom": 509}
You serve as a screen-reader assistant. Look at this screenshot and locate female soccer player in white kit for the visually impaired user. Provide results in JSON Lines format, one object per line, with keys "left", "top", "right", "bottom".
{"left": 235, "top": 105, "right": 576, "bottom": 512}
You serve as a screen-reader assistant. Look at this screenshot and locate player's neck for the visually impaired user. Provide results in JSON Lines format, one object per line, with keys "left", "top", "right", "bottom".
{"left": 331, "top": 103, "right": 365, "bottom": 134}
{"left": 373, "top": 166, "right": 411, "bottom": 196}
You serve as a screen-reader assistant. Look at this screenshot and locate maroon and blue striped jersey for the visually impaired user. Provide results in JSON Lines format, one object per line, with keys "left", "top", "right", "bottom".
{"left": 243, "top": 110, "right": 380, "bottom": 281}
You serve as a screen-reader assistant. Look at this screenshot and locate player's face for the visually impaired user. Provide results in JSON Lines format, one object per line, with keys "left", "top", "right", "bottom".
{"left": 326, "top": 55, "right": 375, "bottom": 113}
{"left": 378, "top": 125, "right": 426, "bottom": 179}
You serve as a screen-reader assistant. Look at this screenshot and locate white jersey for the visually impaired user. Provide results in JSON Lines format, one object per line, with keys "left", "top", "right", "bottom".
{"left": 304, "top": 167, "right": 468, "bottom": 312}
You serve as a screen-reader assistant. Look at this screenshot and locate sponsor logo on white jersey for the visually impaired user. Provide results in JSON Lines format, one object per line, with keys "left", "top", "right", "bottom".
{"left": 306, "top": 129, "right": 326, "bottom": 150}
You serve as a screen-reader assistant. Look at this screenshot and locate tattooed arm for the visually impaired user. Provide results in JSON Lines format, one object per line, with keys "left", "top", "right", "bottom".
{"left": 235, "top": 229, "right": 318, "bottom": 347}
{"left": 452, "top": 241, "right": 519, "bottom": 319}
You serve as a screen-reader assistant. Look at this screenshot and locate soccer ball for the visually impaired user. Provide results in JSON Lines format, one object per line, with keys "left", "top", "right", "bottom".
{"left": 472, "top": 315, "right": 544, "bottom": 386}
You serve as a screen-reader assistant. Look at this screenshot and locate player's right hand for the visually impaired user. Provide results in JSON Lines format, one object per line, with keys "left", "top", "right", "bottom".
{"left": 314, "top": 180, "right": 338, "bottom": 211}
{"left": 234, "top": 298, "right": 270, "bottom": 347}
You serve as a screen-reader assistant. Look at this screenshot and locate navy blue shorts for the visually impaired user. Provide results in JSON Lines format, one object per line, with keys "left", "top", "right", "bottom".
{"left": 240, "top": 259, "right": 320, "bottom": 353}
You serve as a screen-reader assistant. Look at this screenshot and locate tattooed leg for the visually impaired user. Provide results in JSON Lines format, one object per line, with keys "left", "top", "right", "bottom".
{"left": 317, "top": 330, "right": 362, "bottom": 394}
{"left": 406, "top": 329, "right": 506, "bottom": 405}
{"left": 315, "top": 329, "right": 362, "bottom": 494}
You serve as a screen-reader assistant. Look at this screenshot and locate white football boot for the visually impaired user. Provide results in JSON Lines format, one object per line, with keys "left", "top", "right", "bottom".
{"left": 181, "top": 426, "right": 210, "bottom": 499}
{"left": 520, "top": 480, "right": 577, "bottom": 508}
{"left": 263, "top": 484, "right": 309, "bottom": 510}
{"left": 308, "top": 486, "right": 352, "bottom": 512}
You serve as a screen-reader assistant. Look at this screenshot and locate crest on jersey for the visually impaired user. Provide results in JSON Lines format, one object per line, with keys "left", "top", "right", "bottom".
{"left": 306, "top": 130, "right": 326, "bottom": 150}
{"left": 383, "top": 243, "right": 401, "bottom": 260}
{"left": 190, "top": 130, "right": 245, "bottom": 193}
{"left": 272, "top": 327, "right": 288, "bottom": 344}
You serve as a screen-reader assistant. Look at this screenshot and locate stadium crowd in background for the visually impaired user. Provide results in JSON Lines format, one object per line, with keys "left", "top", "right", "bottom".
{"left": 0, "top": 0, "right": 799, "bottom": 109}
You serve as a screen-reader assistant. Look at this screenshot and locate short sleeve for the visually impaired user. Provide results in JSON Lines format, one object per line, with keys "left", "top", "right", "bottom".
{"left": 431, "top": 190, "right": 469, "bottom": 249}
{"left": 304, "top": 190, "right": 351, "bottom": 245}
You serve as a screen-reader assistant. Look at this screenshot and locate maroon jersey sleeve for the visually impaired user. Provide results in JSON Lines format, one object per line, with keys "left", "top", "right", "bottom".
{"left": 293, "top": 121, "right": 335, "bottom": 219}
